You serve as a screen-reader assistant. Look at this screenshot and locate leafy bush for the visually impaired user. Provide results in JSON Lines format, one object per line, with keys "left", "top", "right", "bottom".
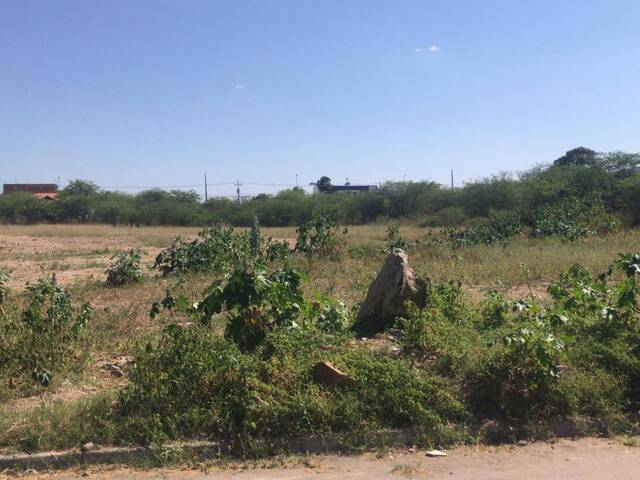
{"left": 385, "top": 223, "right": 410, "bottom": 251}
{"left": 400, "top": 252, "right": 640, "bottom": 428}
{"left": 105, "top": 248, "right": 144, "bottom": 286}
{"left": 113, "top": 325, "right": 466, "bottom": 449}
{"left": 153, "top": 226, "right": 251, "bottom": 276}
{"left": 530, "top": 197, "right": 618, "bottom": 240}
{"left": 151, "top": 264, "right": 349, "bottom": 352}
{"left": 154, "top": 224, "right": 291, "bottom": 277}
{"left": 468, "top": 324, "right": 564, "bottom": 419}
{"left": 295, "top": 214, "right": 346, "bottom": 258}
{"left": 0, "top": 277, "right": 92, "bottom": 390}
{"left": 310, "top": 296, "right": 350, "bottom": 333}
{"left": 445, "top": 210, "right": 520, "bottom": 249}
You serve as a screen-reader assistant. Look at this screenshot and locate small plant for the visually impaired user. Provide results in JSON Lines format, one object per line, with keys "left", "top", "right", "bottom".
{"left": 0, "top": 276, "right": 92, "bottom": 390}
{"left": 249, "top": 216, "right": 263, "bottom": 258}
{"left": 105, "top": 248, "right": 144, "bottom": 286}
{"left": 310, "top": 296, "right": 350, "bottom": 333}
{"left": 295, "top": 214, "right": 345, "bottom": 258}
{"left": 386, "top": 223, "right": 410, "bottom": 251}
{"left": 0, "top": 267, "right": 9, "bottom": 307}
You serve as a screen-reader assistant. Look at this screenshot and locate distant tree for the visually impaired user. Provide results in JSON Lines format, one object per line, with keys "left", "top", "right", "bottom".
{"left": 316, "top": 176, "right": 332, "bottom": 193}
{"left": 58, "top": 179, "right": 101, "bottom": 222}
{"left": 252, "top": 193, "right": 272, "bottom": 201}
{"left": 136, "top": 189, "right": 171, "bottom": 203}
{"left": 62, "top": 179, "right": 100, "bottom": 196}
{"left": 598, "top": 151, "right": 640, "bottom": 178}
{"left": 169, "top": 189, "right": 201, "bottom": 204}
{"left": 553, "top": 147, "right": 597, "bottom": 167}
{"left": 0, "top": 192, "right": 52, "bottom": 224}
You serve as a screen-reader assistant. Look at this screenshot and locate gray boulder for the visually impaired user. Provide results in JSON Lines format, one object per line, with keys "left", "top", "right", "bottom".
{"left": 352, "top": 249, "right": 428, "bottom": 336}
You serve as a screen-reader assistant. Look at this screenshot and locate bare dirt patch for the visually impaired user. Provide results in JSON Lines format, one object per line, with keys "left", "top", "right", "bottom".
{"left": 0, "top": 233, "right": 162, "bottom": 290}
{"left": 11, "top": 438, "right": 640, "bottom": 479}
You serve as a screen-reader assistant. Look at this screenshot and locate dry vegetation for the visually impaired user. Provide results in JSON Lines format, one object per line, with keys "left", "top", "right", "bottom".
{"left": 0, "top": 223, "right": 639, "bottom": 457}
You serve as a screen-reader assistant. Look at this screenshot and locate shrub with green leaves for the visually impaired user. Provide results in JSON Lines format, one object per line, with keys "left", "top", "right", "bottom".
{"left": 105, "top": 248, "right": 144, "bottom": 286}
{"left": 154, "top": 226, "right": 251, "bottom": 276}
{"left": 113, "top": 324, "right": 466, "bottom": 449}
{"left": 445, "top": 210, "right": 520, "bottom": 249}
{"left": 530, "top": 197, "right": 617, "bottom": 240}
{"left": 0, "top": 277, "right": 92, "bottom": 391}
{"left": 295, "top": 214, "right": 346, "bottom": 258}
{"left": 154, "top": 224, "right": 290, "bottom": 277}
{"left": 151, "top": 264, "right": 350, "bottom": 352}
{"left": 385, "top": 223, "right": 410, "bottom": 251}
{"left": 400, "top": 252, "right": 640, "bottom": 429}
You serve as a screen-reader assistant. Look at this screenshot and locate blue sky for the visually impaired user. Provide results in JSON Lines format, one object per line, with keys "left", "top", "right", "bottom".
{"left": 1, "top": 1, "right": 639, "bottom": 197}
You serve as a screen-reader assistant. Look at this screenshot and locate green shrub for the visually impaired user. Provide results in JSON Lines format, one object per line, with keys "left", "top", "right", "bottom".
{"left": 530, "top": 197, "right": 617, "bottom": 240}
{"left": 468, "top": 324, "right": 565, "bottom": 419}
{"left": 151, "top": 264, "right": 350, "bottom": 352}
{"left": 153, "top": 226, "right": 251, "bottom": 276}
{"left": 113, "top": 325, "right": 466, "bottom": 449}
{"left": 154, "top": 225, "right": 291, "bottom": 277}
{"left": 399, "top": 253, "right": 640, "bottom": 429}
{"left": 105, "top": 248, "right": 144, "bottom": 286}
{"left": 0, "top": 277, "right": 92, "bottom": 391}
{"left": 295, "top": 214, "right": 346, "bottom": 258}
{"left": 385, "top": 223, "right": 410, "bottom": 251}
{"left": 445, "top": 210, "right": 520, "bottom": 249}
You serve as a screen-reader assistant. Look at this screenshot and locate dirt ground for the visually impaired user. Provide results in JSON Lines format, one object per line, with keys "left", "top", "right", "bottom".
{"left": 0, "top": 229, "right": 172, "bottom": 290}
{"left": 11, "top": 438, "right": 640, "bottom": 480}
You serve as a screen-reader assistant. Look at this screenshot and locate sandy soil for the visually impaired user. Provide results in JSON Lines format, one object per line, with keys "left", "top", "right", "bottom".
{"left": 12, "top": 438, "right": 640, "bottom": 479}
{"left": 0, "top": 233, "right": 165, "bottom": 289}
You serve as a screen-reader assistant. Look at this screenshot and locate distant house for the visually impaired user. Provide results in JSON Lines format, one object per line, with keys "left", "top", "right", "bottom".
{"left": 311, "top": 182, "right": 379, "bottom": 194}
{"left": 3, "top": 183, "right": 59, "bottom": 200}
{"left": 329, "top": 184, "right": 378, "bottom": 194}
{"left": 33, "top": 192, "right": 59, "bottom": 201}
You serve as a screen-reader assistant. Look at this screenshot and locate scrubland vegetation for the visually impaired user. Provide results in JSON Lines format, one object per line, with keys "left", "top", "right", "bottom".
{"left": 0, "top": 147, "right": 639, "bottom": 460}
{"left": 0, "top": 209, "right": 639, "bottom": 458}
{"left": 1, "top": 148, "right": 639, "bottom": 230}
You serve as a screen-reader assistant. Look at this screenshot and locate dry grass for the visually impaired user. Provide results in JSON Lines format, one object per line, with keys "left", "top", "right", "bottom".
{"left": 1, "top": 223, "right": 639, "bottom": 423}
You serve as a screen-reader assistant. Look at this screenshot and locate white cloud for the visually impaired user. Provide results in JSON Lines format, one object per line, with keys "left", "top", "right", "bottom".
{"left": 415, "top": 45, "right": 440, "bottom": 54}
{"left": 234, "top": 84, "right": 245, "bottom": 90}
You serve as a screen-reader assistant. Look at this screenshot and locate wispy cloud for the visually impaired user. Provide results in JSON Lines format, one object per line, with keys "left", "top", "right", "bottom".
{"left": 234, "top": 84, "right": 245, "bottom": 90}
{"left": 415, "top": 45, "right": 440, "bottom": 54}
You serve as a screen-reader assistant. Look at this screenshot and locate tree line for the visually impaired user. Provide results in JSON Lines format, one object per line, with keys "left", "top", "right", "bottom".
{"left": 1, "top": 148, "right": 639, "bottom": 227}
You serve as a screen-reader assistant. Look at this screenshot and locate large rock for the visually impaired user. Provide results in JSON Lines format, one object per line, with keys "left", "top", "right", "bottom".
{"left": 352, "top": 249, "right": 428, "bottom": 336}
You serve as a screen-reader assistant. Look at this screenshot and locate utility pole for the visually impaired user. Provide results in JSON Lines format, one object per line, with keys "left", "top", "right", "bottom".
{"left": 451, "top": 169, "right": 454, "bottom": 189}
{"left": 235, "top": 180, "right": 242, "bottom": 203}
{"left": 295, "top": 173, "right": 298, "bottom": 188}
{"left": 204, "top": 172, "right": 208, "bottom": 204}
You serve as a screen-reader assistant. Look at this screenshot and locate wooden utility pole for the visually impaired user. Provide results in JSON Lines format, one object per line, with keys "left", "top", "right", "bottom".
{"left": 451, "top": 169, "right": 454, "bottom": 189}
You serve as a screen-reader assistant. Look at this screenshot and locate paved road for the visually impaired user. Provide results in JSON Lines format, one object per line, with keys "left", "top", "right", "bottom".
{"left": 17, "top": 437, "right": 640, "bottom": 480}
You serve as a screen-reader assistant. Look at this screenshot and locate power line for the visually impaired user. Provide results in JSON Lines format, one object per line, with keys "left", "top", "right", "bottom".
{"left": 97, "top": 182, "right": 232, "bottom": 189}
